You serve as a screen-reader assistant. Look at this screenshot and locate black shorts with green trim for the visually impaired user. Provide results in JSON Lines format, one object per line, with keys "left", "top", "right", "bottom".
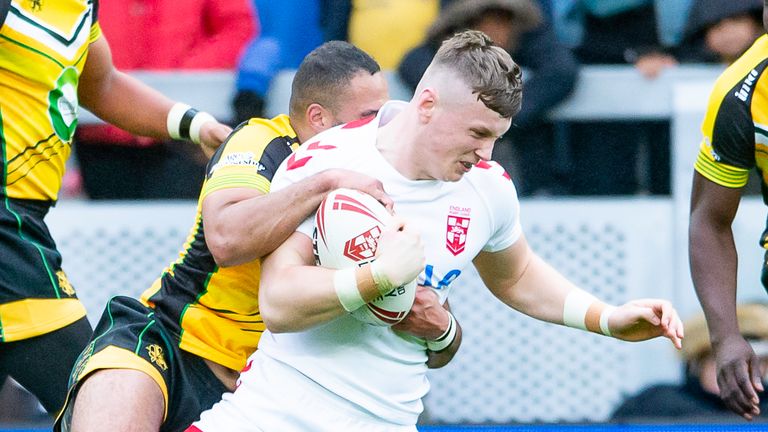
{"left": 0, "top": 197, "right": 86, "bottom": 342}
{"left": 0, "top": 197, "right": 71, "bottom": 303}
{"left": 54, "top": 295, "right": 228, "bottom": 432}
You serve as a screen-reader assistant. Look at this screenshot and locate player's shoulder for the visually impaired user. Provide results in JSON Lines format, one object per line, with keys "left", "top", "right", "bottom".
{"left": 294, "top": 116, "right": 376, "bottom": 158}
{"left": 224, "top": 114, "right": 296, "bottom": 150}
{"left": 463, "top": 160, "right": 519, "bottom": 211}
{"left": 235, "top": 114, "right": 295, "bottom": 141}
{"left": 709, "top": 36, "right": 768, "bottom": 105}
{"left": 465, "top": 161, "right": 516, "bottom": 192}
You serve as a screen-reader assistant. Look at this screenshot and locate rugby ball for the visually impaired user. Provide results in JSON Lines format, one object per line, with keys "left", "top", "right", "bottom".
{"left": 313, "top": 188, "right": 417, "bottom": 326}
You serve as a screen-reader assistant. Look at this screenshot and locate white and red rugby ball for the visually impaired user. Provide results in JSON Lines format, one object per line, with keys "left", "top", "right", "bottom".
{"left": 313, "top": 188, "right": 417, "bottom": 326}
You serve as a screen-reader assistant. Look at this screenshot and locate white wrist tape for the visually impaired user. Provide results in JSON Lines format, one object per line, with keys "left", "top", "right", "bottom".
{"left": 334, "top": 268, "right": 365, "bottom": 312}
{"left": 563, "top": 289, "right": 615, "bottom": 336}
{"left": 599, "top": 305, "right": 616, "bottom": 337}
{"left": 562, "top": 289, "right": 596, "bottom": 331}
{"left": 426, "top": 311, "right": 457, "bottom": 352}
{"left": 189, "top": 111, "right": 216, "bottom": 145}
{"left": 166, "top": 102, "right": 216, "bottom": 145}
{"left": 167, "top": 102, "right": 192, "bottom": 140}
{"left": 370, "top": 260, "right": 397, "bottom": 296}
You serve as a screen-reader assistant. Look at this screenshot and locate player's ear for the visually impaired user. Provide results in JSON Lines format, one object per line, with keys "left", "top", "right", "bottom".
{"left": 305, "top": 103, "right": 333, "bottom": 133}
{"left": 416, "top": 88, "right": 437, "bottom": 124}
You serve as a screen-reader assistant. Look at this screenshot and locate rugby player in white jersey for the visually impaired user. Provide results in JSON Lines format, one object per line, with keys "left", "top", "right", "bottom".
{"left": 188, "top": 30, "right": 685, "bottom": 432}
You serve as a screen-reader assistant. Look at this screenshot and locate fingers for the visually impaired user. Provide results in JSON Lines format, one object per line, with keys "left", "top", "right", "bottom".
{"left": 374, "top": 218, "right": 424, "bottom": 286}
{"left": 199, "top": 123, "right": 231, "bottom": 158}
{"left": 720, "top": 364, "right": 761, "bottom": 420}
{"left": 657, "top": 301, "right": 683, "bottom": 349}
{"left": 638, "top": 307, "right": 660, "bottom": 327}
{"left": 328, "top": 171, "right": 394, "bottom": 213}
{"left": 360, "top": 184, "right": 393, "bottom": 214}
{"left": 750, "top": 356, "right": 765, "bottom": 393}
{"left": 373, "top": 191, "right": 395, "bottom": 214}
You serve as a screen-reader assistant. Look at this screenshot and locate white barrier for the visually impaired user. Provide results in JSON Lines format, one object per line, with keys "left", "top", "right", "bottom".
{"left": 47, "top": 196, "right": 759, "bottom": 423}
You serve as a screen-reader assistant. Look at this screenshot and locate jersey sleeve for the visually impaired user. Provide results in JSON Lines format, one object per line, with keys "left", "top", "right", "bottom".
{"left": 474, "top": 162, "right": 522, "bottom": 253}
{"left": 693, "top": 69, "right": 761, "bottom": 188}
{"left": 201, "top": 118, "right": 294, "bottom": 200}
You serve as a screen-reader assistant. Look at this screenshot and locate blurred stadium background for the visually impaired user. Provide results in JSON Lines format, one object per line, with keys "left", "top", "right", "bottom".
{"left": 5, "top": 65, "right": 768, "bottom": 430}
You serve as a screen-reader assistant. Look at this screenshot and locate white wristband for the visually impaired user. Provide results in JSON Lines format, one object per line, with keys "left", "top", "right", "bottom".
{"left": 563, "top": 289, "right": 616, "bottom": 336}
{"left": 426, "top": 311, "right": 457, "bottom": 352}
{"left": 166, "top": 102, "right": 216, "bottom": 145}
{"left": 166, "top": 102, "right": 192, "bottom": 140}
{"left": 599, "top": 305, "right": 616, "bottom": 336}
{"left": 562, "top": 289, "right": 597, "bottom": 331}
{"left": 334, "top": 268, "right": 365, "bottom": 312}
{"left": 370, "top": 260, "right": 397, "bottom": 296}
{"left": 189, "top": 111, "right": 216, "bottom": 145}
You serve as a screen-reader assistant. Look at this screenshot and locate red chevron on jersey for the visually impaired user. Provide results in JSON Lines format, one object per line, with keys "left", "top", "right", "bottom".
{"left": 306, "top": 141, "right": 336, "bottom": 151}
{"left": 286, "top": 153, "right": 312, "bottom": 170}
{"left": 342, "top": 115, "right": 376, "bottom": 129}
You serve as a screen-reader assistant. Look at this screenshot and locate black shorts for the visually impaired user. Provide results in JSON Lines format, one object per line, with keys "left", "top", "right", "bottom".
{"left": 0, "top": 198, "right": 86, "bottom": 342}
{"left": 54, "top": 296, "right": 228, "bottom": 432}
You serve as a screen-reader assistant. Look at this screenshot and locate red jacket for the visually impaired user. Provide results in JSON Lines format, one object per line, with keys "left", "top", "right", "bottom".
{"left": 79, "top": 0, "right": 257, "bottom": 144}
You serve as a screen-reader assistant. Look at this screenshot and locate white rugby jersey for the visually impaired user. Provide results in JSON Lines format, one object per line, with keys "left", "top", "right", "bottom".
{"left": 259, "top": 101, "right": 523, "bottom": 425}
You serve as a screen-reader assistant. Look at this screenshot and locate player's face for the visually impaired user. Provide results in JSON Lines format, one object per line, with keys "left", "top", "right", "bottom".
{"left": 422, "top": 96, "right": 511, "bottom": 182}
{"left": 331, "top": 71, "right": 389, "bottom": 124}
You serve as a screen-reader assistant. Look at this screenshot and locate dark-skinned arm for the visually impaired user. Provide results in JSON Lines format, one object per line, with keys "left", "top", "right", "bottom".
{"left": 689, "top": 171, "right": 763, "bottom": 420}
{"left": 78, "top": 37, "right": 230, "bottom": 156}
{"left": 426, "top": 299, "right": 462, "bottom": 369}
{"left": 203, "top": 169, "right": 392, "bottom": 267}
{"left": 392, "top": 286, "right": 463, "bottom": 369}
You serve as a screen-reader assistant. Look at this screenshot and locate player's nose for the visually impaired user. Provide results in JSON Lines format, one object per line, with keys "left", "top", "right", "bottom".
{"left": 475, "top": 140, "right": 494, "bottom": 161}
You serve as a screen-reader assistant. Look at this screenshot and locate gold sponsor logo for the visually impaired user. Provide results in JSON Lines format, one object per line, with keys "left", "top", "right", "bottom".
{"left": 146, "top": 344, "right": 168, "bottom": 371}
{"left": 56, "top": 270, "right": 75, "bottom": 296}
{"left": 71, "top": 341, "right": 95, "bottom": 382}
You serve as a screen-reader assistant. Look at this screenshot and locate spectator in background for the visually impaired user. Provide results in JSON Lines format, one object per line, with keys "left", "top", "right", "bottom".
{"left": 557, "top": 0, "right": 690, "bottom": 195}
{"left": 233, "top": 0, "right": 324, "bottom": 124}
{"left": 678, "top": 0, "right": 763, "bottom": 64}
{"left": 320, "top": 0, "right": 440, "bottom": 70}
{"left": 398, "top": 0, "right": 578, "bottom": 196}
{"left": 612, "top": 303, "right": 768, "bottom": 422}
{"left": 73, "top": 0, "right": 255, "bottom": 199}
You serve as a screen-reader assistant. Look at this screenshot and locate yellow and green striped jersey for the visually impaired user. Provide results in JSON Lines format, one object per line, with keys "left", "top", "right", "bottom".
{"left": 694, "top": 35, "right": 768, "bottom": 248}
{"left": 0, "top": 0, "right": 100, "bottom": 201}
{"left": 141, "top": 115, "right": 300, "bottom": 372}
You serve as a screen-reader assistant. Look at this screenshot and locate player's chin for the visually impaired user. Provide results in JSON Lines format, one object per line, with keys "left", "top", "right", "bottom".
{"left": 444, "top": 168, "right": 467, "bottom": 182}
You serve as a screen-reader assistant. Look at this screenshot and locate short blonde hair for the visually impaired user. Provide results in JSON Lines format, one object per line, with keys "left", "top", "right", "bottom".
{"left": 431, "top": 30, "right": 523, "bottom": 119}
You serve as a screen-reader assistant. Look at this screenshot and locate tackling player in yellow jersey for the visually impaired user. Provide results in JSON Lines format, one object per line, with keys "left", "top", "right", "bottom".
{"left": 690, "top": 0, "right": 768, "bottom": 420}
{"left": 0, "top": 0, "right": 229, "bottom": 417}
{"left": 56, "top": 41, "right": 461, "bottom": 432}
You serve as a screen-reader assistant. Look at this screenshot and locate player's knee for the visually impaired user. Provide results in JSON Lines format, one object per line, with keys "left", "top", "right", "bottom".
{"left": 70, "top": 369, "right": 165, "bottom": 431}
